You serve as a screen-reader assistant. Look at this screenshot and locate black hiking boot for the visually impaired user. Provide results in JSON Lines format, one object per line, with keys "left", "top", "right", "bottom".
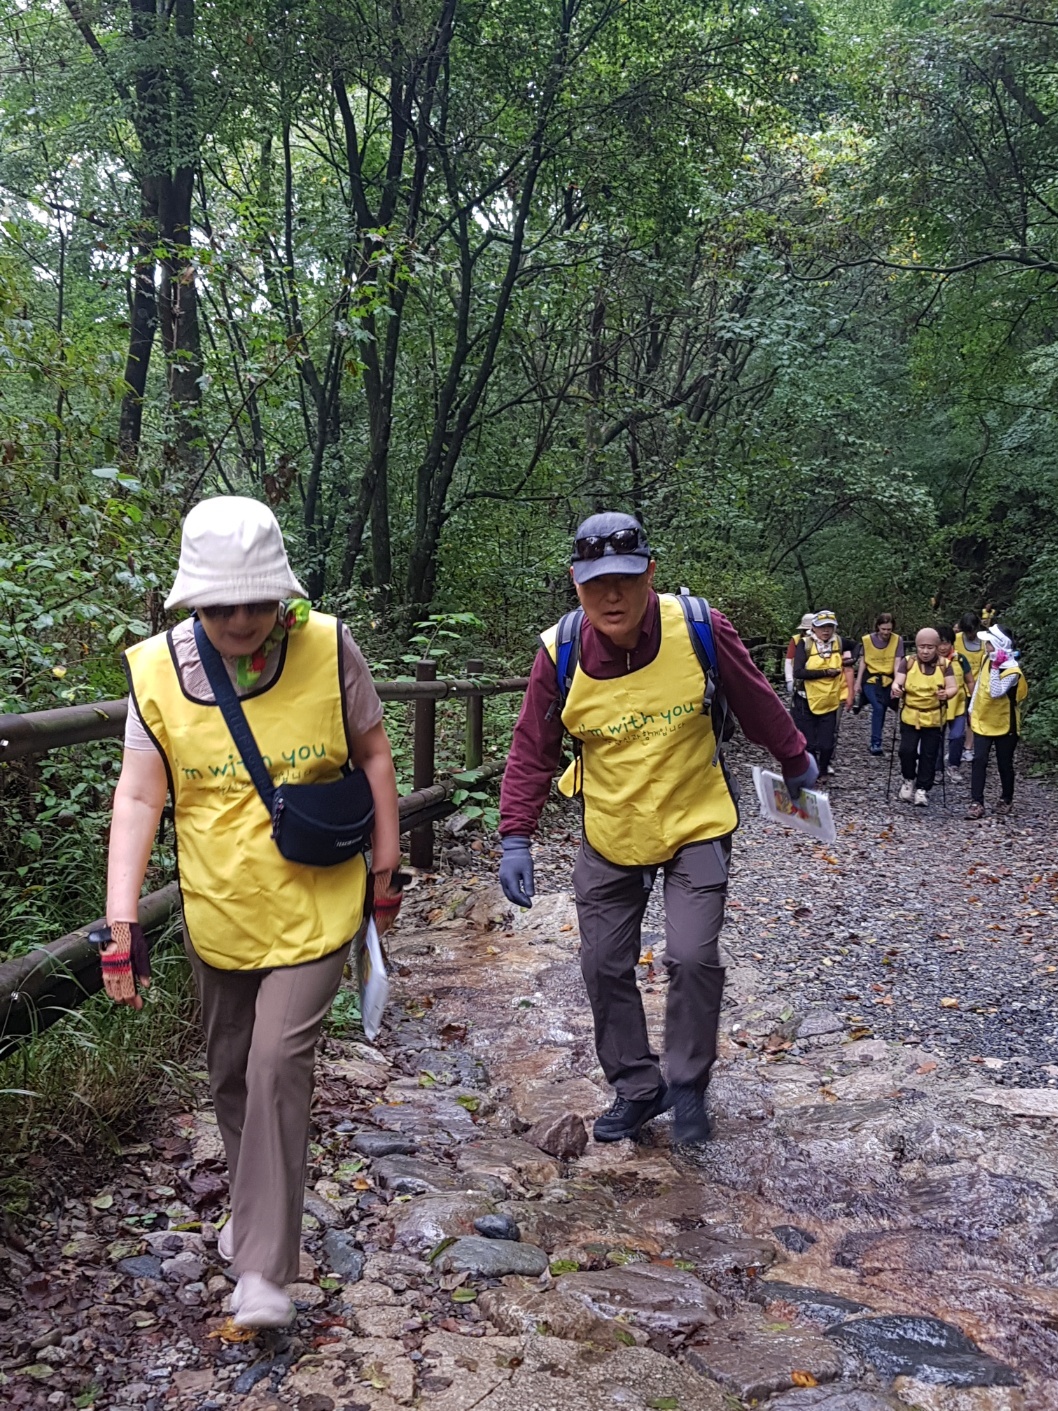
{"left": 671, "top": 1083, "right": 712, "bottom": 1145}
{"left": 592, "top": 1084, "right": 671, "bottom": 1143}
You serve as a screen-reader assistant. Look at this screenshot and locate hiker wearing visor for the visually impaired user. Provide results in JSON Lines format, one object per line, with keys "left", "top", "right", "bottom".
{"left": 98, "top": 498, "right": 401, "bottom": 1329}
{"left": 791, "top": 611, "right": 854, "bottom": 779}
{"left": 966, "top": 626, "right": 1028, "bottom": 819}
{"left": 497, "top": 513, "right": 815, "bottom": 1146}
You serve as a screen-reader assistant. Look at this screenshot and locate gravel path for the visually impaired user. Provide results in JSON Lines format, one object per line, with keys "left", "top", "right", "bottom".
{"left": 527, "top": 706, "right": 1058, "bottom": 1088}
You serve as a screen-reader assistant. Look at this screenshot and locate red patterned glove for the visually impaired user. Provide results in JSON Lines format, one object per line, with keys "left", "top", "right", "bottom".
{"left": 101, "top": 922, "right": 151, "bottom": 1008}
{"left": 371, "top": 871, "right": 409, "bottom": 937}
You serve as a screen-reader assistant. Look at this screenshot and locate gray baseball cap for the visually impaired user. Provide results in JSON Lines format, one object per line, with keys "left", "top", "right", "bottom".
{"left": 570, "top": 512, "right": 652, "bottom": 584}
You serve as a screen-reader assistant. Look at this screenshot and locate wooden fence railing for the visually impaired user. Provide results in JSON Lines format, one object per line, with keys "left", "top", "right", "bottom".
{"left": 0, "top": 661, "right": 527, "bottom": 1057}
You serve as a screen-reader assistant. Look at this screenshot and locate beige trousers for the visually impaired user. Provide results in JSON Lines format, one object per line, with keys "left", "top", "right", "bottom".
{"left": 184, "top": 934, "right": 350, "bottom": 1285}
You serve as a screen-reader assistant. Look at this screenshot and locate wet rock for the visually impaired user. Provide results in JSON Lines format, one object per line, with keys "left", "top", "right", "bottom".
{"left": 502, "top": 1193, "right": 663, "bottom": 1261}
{"left": 161, "top": 1252, "right": 206, "bottom": 1285}
{"left": 356, "top": 1302, "right": 413, "bottom": 1338}
{"left": 433, "top": 1236, "right": 548, "bottom": 1278}
{"left": 511, "top": 1077, "right": 608, "bottom": 1128}
{"left": 750, "top": 1281, "right": 869, "bottom": 1328}
{"left": 115, "top": 1255, "right": 164, "bottom": 1281}
{"left": 526, "top": 1111, "right": 589, "bottom": 1161}
{"left": 288, "top": 1280, "right": 327, "bottom": 1307}
{"left": 323, "top": 1054, "right": 389, "bottom": 1090}
{"left": 891, "top": 1380, "right": 1026, "bottom": 1410}
{"left": 510, "top": 891, "right": 578, "bottom": 937}
{"left": 363, "top": 1251, "right": 431, "bottom": 1289}
{"left": 686, "top": 1306, "right": 844, "bottom": 1400}
{"left": 454, "top": 1138, "right": 561, "bottom": 1187}
{"left": 388, "top": 1194, "right": 495, "bottom": 1254}
{"left": 370, "top": 1086, "right": 479, "bottom": 1141}
{"left": 477, "top": 1285, "right": 640, "bottom": 1348}
{"left": 557, "top": 1262, "right": 721, "bottom": 1334}
{"left": 970, "top": 1088, "right": 1058, "bottom": 1119}
{"left": 797, "top": 1008, "right": 845, "bottom": 1039}
{"left": 342, "top": 1279, "right": 399, "bottom": 1308}
{"left": 474, "top": 1214, "right": 520, "bottom": 1241}
{"left": 303, "top": 1191, "right": 344, "bottom": 1227}
{"left": 321, "top": 1230, "right": 365, "bottom": 1282}
{"left": 420, "top": 1329, "right": 727, "bottom": 1410}
{"left": 773, "top": 1225, "right": 818, "bottom": 1253}
{"left": 826, "top": 1316, "right": 1020, "bottom": 1387}
{"left": 769, "top": 1387, "right": 904, "bottom": 1410}
{"left": 373, "top": 1155, "right": 461, "bottom": 1196}
{"left": 672, "top": 1231, "right": 776, "bottom": 1279}
{"left": 350, "top": 1131, "right": 418, "bottom": 1158}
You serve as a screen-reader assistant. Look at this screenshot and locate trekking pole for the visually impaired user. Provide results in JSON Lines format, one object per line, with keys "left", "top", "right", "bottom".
{"left": 885, "top": 700, "right": 899, "bottom": 801}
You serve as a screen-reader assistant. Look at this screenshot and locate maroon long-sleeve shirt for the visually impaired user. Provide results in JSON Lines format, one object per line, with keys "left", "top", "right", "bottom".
{"left": 499, "top": 592, "right": 810, "bottom": 837}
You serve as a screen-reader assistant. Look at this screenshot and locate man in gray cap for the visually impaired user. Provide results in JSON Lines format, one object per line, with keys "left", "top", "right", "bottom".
{"left": 498, "top": 512, "right": 816, "bottom": 1144}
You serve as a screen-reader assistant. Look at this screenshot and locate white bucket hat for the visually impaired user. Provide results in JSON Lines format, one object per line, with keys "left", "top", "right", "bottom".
{"left": 165, "top": 496, "right": 306, "bottom": 611}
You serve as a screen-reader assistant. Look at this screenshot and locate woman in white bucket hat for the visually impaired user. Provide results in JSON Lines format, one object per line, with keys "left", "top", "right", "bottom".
{"left": 98, "top": 497, "right": 400, "bottom": 1328}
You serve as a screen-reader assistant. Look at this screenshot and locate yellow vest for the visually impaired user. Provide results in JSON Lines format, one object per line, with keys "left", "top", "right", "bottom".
{"left": 802, "top": 637, "right": 847, "bottom": 714}
{"left": 126, "top": 613, "right": 367, "bottom": 970}
{"left": 942, "top": 653, "right": 970, "bottom": 719}
{"left": 542, "top": 594, "right": 738, "bottom": 867}
{"left": 861, "top": 633, "right": 899, "bottom": 686}
{"left": 971, "top": 665, "right": 1028, "bottom": 737}
{"left": 954, "top": 631, "right": 985, "bottom": 679}
{"left": 901, "top": 656, "right": 948, "bottom": 729}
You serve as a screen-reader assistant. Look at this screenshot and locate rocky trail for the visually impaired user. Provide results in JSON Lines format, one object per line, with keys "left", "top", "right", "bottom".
{"left": 2, "top": 708, "right": 1057, "bottom": 1411}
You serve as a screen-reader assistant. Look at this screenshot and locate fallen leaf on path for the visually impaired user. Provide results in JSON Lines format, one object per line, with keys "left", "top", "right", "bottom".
{"left": 939, "top": 997, "right": 960, "bottom": 1008}
{"left": 791, "top": 1370, "right": 818, "bottom": 1387}
{"left": 207, "top": 1319, "right": 256, "bottom": 1343}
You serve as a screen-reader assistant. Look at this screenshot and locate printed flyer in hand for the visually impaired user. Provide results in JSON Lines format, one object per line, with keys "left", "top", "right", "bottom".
{"left": 752, "top": 767, "right": 837, "bottom": 845}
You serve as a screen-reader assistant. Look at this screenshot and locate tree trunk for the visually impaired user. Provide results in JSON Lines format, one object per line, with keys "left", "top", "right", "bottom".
{"left": 118, "top": 195, "right": 159, "bottom": 467}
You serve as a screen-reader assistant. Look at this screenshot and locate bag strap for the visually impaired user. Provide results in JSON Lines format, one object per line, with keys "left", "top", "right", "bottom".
{"left": 552, "top": 607, "right": 585, "bottom": 712}
{"left": 678, "top": 591, "right": 728, "bottom": 763}
{"left": 193, "top": 618, "right": 277, "bottom": 812}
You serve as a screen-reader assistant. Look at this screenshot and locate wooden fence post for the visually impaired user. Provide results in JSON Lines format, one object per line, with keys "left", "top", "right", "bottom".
{"left": 465, "top": 658, "right": 484, "bottom": 771}
{"left": 409, "top": 659, "right": 437, "bottom": 869}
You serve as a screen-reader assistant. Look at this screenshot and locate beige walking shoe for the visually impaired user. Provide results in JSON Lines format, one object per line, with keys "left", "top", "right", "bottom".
{"left": 230, "top": 1272, "right": 295, "bottom": 1328}
{"left": 218, "top": 1217, "right": 234, "bottom": 1264}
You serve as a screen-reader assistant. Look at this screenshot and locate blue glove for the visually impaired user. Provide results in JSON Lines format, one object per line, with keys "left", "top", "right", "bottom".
{"left": 499, "top": 835, "right": 535, "bottom": 909}
{"left": 784, "top": 755, "right": 819, "bottom": 796}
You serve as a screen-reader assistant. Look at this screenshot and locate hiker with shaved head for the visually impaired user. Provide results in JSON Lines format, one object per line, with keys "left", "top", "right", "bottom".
{"left": 891, "top": 628, "right": 956, "bottom": 807}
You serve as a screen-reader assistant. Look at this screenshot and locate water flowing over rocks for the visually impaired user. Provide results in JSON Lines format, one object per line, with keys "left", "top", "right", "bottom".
{"left": 2, "top": 717, "right": 1057, "bottom": 1408}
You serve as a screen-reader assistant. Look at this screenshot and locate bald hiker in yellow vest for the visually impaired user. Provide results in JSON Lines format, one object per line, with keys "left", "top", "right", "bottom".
{"left": 498, "top": 513, "right": 816, "bottom": 1146}
{"left": 891, "top": 627, "right": 956, "bottom": 806}
{"left": 100, "top": 498, "right": 401, "bottom": 1329}
{"left": 966, "top": 625, "right": 1029, "bottom": 819}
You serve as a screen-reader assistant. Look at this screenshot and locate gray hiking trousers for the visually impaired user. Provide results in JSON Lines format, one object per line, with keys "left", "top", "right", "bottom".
{"left": 573, "top": 834, "right": 729, "bottom": 1101}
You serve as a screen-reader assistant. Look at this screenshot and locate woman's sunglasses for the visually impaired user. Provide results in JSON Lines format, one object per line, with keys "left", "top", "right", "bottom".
{"left": 198, "top": 601, "right": 279, "bottom": 621}
{"left": 572, "top": 528, "right": 647, "bottom": 561}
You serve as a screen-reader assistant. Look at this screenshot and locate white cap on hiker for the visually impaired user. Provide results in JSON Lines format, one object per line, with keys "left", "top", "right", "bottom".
{"left": 165, "top": 496, "right": 306, "bottom": 611}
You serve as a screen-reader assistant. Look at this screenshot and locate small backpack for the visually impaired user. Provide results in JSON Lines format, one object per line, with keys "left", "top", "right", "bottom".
{"left": 550, "top": 592, "right": 733, "bottom": 762}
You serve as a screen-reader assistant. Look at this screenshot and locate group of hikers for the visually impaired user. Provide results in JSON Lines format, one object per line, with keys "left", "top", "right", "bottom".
{"left": 96, "top": 499, "right": 1029, "bottom": 1328}
{"left": 783, "top": 607, "right": 1028, "bottom": 817}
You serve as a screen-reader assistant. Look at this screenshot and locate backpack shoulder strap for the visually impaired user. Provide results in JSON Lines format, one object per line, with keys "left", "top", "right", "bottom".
{"left": 551, "top": 607, "right": 585, "bottom": 714}
{"left": 677, "top": 591, "right": 720, "bottom": 706}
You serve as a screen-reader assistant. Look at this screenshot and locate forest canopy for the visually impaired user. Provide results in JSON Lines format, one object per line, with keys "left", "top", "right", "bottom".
{"left": 1, "top": 0, "right": 1056, "bottom": 740}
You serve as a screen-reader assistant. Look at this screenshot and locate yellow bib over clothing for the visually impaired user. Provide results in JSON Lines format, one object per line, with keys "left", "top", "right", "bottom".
{"left": 900, "top": 656, "right": 948, "bottom": 729}
{"left": 542, "top": 594, "right": 737, "bottom": 867}
{"left": 802, "top": 637, "right": 847, "bottom": 715}
{"left": 125, "top": 612, "right": 367, "bottom": 970}
{"left": 971, "top": 665, "right": 1028, "bottom": 737}
{"left": 861, "top": 633, "right": 899, "bottom": 687}
{"left": 943, "top": 653, "right": 970, "bottom": 720}
{"left": 954, "top": 631, "right": 985, "bottom": 680}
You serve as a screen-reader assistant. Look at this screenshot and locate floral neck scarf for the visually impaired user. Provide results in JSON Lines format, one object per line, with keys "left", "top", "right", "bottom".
{"left": 235, "top": 599, "right": 312, "bottom": 688}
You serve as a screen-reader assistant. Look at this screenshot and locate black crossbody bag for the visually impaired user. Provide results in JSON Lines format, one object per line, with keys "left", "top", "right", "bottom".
{"left": 193, "top": 618, "right": 375, "bottom": 868}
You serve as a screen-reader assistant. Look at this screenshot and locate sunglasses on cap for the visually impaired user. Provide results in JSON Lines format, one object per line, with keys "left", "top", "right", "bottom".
{"left": 198, "top": 601, "right": 279, "bottom": 621}
{"left": 572, "top": 528, "right": 648, "bottom": 561}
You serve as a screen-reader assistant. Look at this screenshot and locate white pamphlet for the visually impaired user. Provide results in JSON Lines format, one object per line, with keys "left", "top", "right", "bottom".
{"left": 752, "top": 767, "right": 837, "bottom": 845}
{"left": 356, "top": 917, "right": 391, "bottom": 1042}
